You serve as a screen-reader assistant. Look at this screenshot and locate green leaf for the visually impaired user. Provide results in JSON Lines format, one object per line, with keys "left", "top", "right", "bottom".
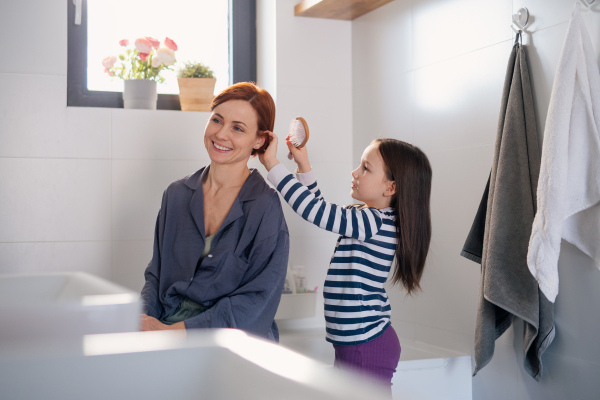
{"left": 176, "top": 61, "right": 215, "bottom": 78}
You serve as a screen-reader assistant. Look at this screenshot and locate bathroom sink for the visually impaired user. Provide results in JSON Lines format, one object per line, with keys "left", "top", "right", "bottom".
{"left": 0, "top": 272, "right": 141, "bottom": 342}
{"left": 0, "top": 329, "right": 390, "bottom": 400}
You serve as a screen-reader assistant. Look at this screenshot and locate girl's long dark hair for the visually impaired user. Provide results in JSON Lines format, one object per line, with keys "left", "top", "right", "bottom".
{"left": 375, "top": 139, "right": 432, "bottom": 295}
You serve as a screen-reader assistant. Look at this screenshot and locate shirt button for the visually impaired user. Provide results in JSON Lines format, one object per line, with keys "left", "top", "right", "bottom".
{"left": 190, "top": 278, "right": 193, "bottom": 282}
{"left": 208, "top": 254, "right": 213, "bottom": 258}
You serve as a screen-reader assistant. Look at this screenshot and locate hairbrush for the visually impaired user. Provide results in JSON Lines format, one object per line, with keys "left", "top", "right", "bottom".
{"left": 287, "top": 117, "right": 310, "bottom": 160}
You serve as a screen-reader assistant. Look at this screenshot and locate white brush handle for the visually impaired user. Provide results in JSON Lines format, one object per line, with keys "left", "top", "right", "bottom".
{"left": 287, "top": 151, "right": 294, "bottom": 160}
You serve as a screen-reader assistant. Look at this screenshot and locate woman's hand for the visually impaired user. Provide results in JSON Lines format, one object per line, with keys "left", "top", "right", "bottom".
{"left": 285, "top": 136, "right": 311, "bottom": 173}
{"left": 258, "top": 131, "right": 280, "bottom": 171}
{"left": 140, "top": 314, "right": 186, "bottom": 332}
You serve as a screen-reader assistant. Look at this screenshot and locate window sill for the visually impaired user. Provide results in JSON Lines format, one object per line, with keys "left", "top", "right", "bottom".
{"left": 67, "top": 86, "right": 182, "bottom": 110}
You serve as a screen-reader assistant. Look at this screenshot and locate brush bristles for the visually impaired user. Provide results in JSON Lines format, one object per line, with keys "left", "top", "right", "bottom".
{"left": 288, "top": 118, "right": 306, "bottom": 147}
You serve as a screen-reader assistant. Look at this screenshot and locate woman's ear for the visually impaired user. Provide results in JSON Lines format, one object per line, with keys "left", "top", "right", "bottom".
{"left": 254, "top": 131, "right": 267, "bottom": 150}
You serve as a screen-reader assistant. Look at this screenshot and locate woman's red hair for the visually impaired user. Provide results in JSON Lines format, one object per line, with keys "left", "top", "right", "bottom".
{"left": 211, "top": 82, "right": 276, "bottom": 157}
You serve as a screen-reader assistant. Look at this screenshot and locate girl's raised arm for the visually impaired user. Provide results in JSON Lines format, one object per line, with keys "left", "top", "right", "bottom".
{"left": 268, "top": 164, "right": 383, "bottom": 241}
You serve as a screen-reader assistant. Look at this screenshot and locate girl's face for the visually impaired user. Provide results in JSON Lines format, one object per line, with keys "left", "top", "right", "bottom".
{"left": 204, "top": 99, "right": 265, "bottom": 165}
{"left": 351, "top": 143, "right": 396, "bottom": 208}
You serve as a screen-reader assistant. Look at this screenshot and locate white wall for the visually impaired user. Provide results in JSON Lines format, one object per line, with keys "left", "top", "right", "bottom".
{"left": 0, "top": 3, "right": 212, "bottom": 291}
{"left": 352, "top": 1, "right": 600, "bottom": 399}
{"left": 0, "top": 0, "right": 352, "bottom": 331}
{"left": 257, "top": 0, "right": 353, "bottom": 330}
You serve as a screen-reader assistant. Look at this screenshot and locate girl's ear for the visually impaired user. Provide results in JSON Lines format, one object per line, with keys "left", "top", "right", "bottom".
{"left": 385, "top": 181, "right": 396, "bottom": 197}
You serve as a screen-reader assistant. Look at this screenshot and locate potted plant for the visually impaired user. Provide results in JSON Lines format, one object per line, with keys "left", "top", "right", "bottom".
{"left": 102, "top": 37, "right": 178, "bottom": 110}
{"left": 177, "top": 61, "right": 216, "bottom": 112}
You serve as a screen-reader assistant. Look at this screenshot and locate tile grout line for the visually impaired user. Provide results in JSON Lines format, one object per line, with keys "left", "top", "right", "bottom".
{"left": 529, "top": 20, "right": 570, "bottom": 34}
{"left": 0, "top": 72, "right": 67, "bottom": 78}
{"left": 412, "top": 38, "right": 514, "bottom": 72}
{"left": 275, "top": 84, "right": 352, "bottom": 91}
{"left": 410, "top": 18, "right": 570, "bottom": 74}
{"left": 0, "top": 240, "right": 112, "bottom": 244}
{"left": 426, "top": 143, "right": 495, "bottom": 156}
{"left": 0, "top": 239, "right": 153, "bottom": 244}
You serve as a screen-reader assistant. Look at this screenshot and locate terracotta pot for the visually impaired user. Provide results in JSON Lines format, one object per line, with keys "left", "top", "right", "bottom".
{"left": 123, "top": 79, "right": 157, "bottom": 110}
{"left": 177, "top": 78, "right": 217, "bottom": 112}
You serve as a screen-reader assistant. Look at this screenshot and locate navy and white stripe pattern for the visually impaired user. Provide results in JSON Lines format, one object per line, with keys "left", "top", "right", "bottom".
{"left": 268, "top": 164, "right": 397, "bottom": 345}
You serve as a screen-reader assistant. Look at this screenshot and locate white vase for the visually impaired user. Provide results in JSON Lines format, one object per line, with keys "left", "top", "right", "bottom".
{"left": 123, "top": 79, "right": 157, "bottom": 110}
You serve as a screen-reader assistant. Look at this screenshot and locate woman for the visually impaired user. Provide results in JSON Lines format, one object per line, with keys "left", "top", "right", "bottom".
{"left": 140, "top": 82, "right": 289, "bottom": 341}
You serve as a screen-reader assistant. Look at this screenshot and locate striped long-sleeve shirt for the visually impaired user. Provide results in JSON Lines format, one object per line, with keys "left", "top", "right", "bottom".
{"left": 267, "top": 163, "right": 397, "bottom": 345}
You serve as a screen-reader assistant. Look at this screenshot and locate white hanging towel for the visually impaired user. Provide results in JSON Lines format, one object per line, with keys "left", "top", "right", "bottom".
{"left": 527, "top": 7, "right": 600, "bottom": 303}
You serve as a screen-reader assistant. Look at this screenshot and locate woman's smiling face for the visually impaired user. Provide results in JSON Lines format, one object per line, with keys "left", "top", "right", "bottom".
{"left": 204, "top": 99, "right": 265, "bottom": 165}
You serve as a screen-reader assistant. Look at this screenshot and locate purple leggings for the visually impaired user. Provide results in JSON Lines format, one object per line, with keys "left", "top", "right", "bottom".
{"left": 333, "top": 324, "right": 401, "bottom": 395}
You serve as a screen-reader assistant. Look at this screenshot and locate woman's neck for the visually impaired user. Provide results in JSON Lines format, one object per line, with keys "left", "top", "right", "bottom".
{"left": 204, "top": 161, "right": 251, "bottom": 191}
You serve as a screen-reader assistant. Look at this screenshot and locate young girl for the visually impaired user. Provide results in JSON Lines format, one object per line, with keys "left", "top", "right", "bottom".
{"left": 259, "top": 132, "right": 432, "bottom": 393}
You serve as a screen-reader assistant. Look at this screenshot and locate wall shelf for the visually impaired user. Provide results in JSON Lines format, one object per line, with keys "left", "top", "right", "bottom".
{"left": 294, "top": 0, "right": 395, "bottom": 21}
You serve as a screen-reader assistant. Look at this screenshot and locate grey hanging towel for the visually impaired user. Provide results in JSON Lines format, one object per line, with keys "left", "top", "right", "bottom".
{"left": 460, "top": 173, "right": 490, "bottom": 263}
{"left": 467, "top": 33, "right": 555, "bottom": 381}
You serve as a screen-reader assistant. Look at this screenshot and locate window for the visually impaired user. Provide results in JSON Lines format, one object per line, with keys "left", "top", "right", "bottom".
{"left": 67, "top": 0, "right": 256, "bottom": 110}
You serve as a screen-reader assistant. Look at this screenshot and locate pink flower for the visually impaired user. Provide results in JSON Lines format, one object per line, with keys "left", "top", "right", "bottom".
{"left": 164, "top": 37, "right": 178, "bottom": 51}
{"left": 139, "top": 52, "right": 149, "bottom": 61}
{"left": 135, "top": 37, "right": 152, "bottom": 54}
{"left": 104, "top": 67, "right": 109, "bottom": 73}
{"left": 119, "top": 39, "right": 129, "bottom": 47}
{"left": 102, "top": 55, "right": 117, "bottom": 69}
{"left": 146, "top": 37, "right": 160, "bottom": 49}
{"left": 109, "top": 70, "right": 115, "bottom": 76}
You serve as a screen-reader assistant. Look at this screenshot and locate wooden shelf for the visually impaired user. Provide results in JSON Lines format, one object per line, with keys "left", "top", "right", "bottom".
{"left": 294, "top": 0, "right": 395, "bottom": 21}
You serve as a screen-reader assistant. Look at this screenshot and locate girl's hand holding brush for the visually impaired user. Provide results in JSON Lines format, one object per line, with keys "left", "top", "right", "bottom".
{"left": 259, "top": 116, "right": 312, "bottom": 173}
{"left": 285, "top": 135, "right": 311, "bottom": 173}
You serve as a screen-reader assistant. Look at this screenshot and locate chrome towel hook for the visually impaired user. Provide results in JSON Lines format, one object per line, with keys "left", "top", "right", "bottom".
{"left": 511, "top": 7, "right": 529, "bottom": 46}
{"left": 512, "top": 7, "right": 530, "bottom": 32}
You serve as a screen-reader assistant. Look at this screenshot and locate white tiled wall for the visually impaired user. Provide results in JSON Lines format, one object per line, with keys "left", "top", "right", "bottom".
{"left": 0, "top": 0, "right": 352, "bottom": 332}
{"left": 0, "top": 241, "right": 112, "bottom": 279}
{"left": 111, "top": 110, "right": 209, "bottom": 160}
{"left": 413, "top": 42, "right": 511, "bottom": 153}
{"left": 0, "top": 0, "right": 211, "bottom": 287}
{"left": 4, "top": 1, "right": 599, "bottom": 397}
{"left": 411, "top": 0, "right": 512, "bottom": 69}
{"left": 428, "top": 146, "right": 494, "bottom": 242}
{"left": 0, "top": 74, "right": 113, "bottom": 159}
{"left": 353, "top": 1, "right": 600, "bottom": 399}
{"left": 0, "top": 1, "right": 67, "bottom": 76}
{"left": 0, "top": 158, "right": 112, "bottom": 242}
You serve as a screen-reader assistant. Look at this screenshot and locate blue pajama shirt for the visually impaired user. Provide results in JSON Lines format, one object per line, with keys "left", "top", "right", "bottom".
{"left": 141, "top": 166, "right": 289, "bottom": 341}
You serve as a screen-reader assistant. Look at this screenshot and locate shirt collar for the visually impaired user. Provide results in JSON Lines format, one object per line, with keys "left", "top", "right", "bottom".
{"left": 184, "top": 165, "right": 265, "bottom": 202}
